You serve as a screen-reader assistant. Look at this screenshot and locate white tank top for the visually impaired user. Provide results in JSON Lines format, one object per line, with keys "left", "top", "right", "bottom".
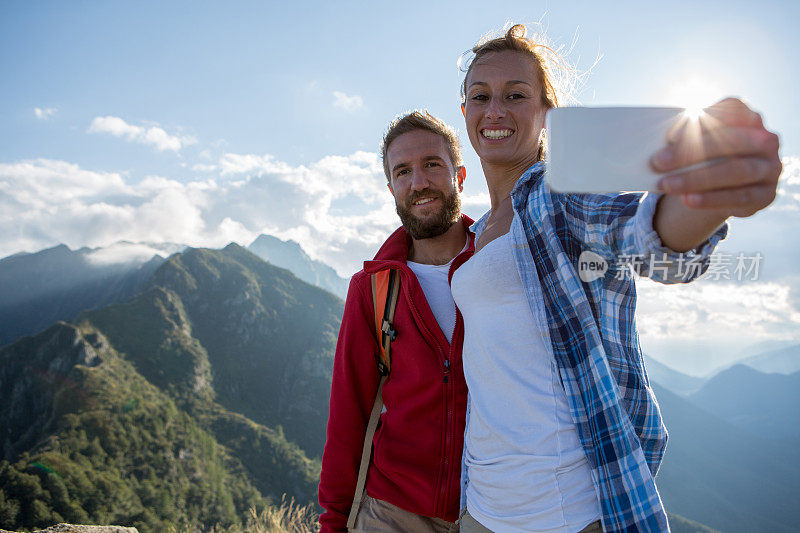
{"left": 451, "top": 232, "right": 601, "bottom": 533}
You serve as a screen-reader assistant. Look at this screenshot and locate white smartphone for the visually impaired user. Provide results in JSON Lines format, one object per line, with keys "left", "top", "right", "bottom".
{"left": 545, "top": 106, "right": 687, "bottom": 193}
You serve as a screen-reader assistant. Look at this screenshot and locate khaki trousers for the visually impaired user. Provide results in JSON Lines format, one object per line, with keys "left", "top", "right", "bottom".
{"left": 459, "top": 508, "right": 603, "bottom": 532}
{"left": 350, "top": 494, "right": 459, "bottom": 533}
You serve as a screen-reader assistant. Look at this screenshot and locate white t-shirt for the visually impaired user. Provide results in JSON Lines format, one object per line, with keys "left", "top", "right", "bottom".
{"left": 406, "top": 257, "right": 458, "bottom": 343}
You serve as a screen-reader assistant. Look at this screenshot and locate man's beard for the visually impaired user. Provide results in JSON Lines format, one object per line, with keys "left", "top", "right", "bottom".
{"left": 396, "top": 188, "right": 461, "bottom": 240}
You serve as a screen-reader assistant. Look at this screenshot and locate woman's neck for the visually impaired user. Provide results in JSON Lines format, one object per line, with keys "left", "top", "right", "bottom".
{"left": 481, "top": 156, "right": 538, "bottom": 209}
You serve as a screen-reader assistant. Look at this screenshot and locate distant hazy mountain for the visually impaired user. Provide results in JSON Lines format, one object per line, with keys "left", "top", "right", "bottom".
{"left": 723, "top": 343, "right": 800, "bottom": 375}
{"left": 0, "top": 242, "right": 184, "bottom": 347}
{"left": 248, "top": 234, "right": 348, "bottom": 299}
{"left": 644, "top": 355, "right": 707, "bottom": 395}
{"left": 654, "top": 382, "right": 800, "bottom": 532}
{"left": 0, "top": 244, "right": 342, "bottom": 532}
{"left": 688, "top": 364, "right": 800, "bottom": 438}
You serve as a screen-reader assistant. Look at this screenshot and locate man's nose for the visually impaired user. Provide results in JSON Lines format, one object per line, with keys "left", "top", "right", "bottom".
{"left": 410, "top": 167, "right": 430, "bottom": 190}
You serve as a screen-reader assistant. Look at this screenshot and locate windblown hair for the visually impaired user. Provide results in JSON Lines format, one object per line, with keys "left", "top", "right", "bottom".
{"left": 381, "top": 110, "right": 463, "bottom": 182}
{"left": 459, "top": 23, "right": 585, "bottom": 161}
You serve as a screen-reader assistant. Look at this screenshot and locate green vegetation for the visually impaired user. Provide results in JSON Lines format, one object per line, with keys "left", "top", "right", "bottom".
{"left": 0, "top": 246, "right": 341, "bottom": 532}
{"left": 0, "top": 322, "right": 264, "bottom": 532}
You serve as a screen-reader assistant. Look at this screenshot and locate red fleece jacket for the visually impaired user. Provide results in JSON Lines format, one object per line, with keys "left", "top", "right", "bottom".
{"left": 318, "top": 216, "right": 474, "bottom": 532}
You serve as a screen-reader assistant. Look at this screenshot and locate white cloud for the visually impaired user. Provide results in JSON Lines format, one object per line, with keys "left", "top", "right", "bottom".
{"left": 774, "top": 155, "right": 800, "bottom": 209}
{"left": 85, "top": 242, "right": 178, "bottom": 266}
{"left": 636, "top": 278, "right": 800, "bottom": 341}
{"left": 4, "top": 155, "right": 797, "bottom": 279}
{"left": 332, "top": 91, "right": 364, "bottom": 112}
{"left": 461, "top": 192, "right": 490, "bottom": 212}
{"left": 636, "top": 277, "right": 800, "bottom": 375}
{"left": 34, "top": 107, "right": 57, "bottom": 120}
{"left": 219, "top": 153, "right": 293, "bottom": 176}
{"left": 0, "top": 159, "right": 131, "bottom": 209}
{"left": 0, "top": 151, "right": 398, "bottom": 277}
{"left": 88, "top": 116, "right": 196, "bottom": 152}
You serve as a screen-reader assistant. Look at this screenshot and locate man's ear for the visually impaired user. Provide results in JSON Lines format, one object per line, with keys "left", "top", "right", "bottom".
{"left": 387, "top": 181, "right": 393, "bottom": 194}
{"left": 460, "top": 103, "right": 466, "bottom": 118}
{"left": 456, "top": 166, "right": 466, "bottom": 191}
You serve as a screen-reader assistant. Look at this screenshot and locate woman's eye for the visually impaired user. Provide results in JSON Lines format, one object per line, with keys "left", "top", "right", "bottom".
{"left": 425, "top": 161, "right": 440, "bottom": 168}
{"left": 508, "top": 93, "right": 525, "bottom": 100}
{"left": 470, "top": 94, "right": 488, "bottom": 101}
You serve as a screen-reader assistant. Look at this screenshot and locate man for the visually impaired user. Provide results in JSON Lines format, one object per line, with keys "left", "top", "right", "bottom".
{"left": 318, "top": 111, "right": 473, "bottom": 532}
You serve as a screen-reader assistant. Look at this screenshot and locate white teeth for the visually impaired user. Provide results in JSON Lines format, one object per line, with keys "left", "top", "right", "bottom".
{"left": 482, "top": 129, "right": 513, "bottom": 140}
{"left": 414, "top": 198, "right": 434, "bottom": 205}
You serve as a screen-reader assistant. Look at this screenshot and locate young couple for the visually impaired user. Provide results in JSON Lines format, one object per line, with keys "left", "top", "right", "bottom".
{"left": 318, "top": 24, "right": 782, "bottom": 533}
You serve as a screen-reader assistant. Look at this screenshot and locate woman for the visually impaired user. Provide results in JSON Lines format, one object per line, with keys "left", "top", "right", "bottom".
{"left": 450, "top": 25, "right": 781, "bottom": 533}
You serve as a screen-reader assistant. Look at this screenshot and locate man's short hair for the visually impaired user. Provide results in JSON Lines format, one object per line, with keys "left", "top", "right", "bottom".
{"left": 380, "top": 111, "right": 463, "bottom": 182}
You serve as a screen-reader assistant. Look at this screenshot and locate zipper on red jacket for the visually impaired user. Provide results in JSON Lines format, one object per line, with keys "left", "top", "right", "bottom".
{"left": 440, "top": 360, "right": 452, "bottom": 516}
{"left": 439, "top": 241, "right": 473, "bottom": 518}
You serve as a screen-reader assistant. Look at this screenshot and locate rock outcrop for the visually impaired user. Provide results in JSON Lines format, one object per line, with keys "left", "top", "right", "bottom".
{"left": 0, "top": 524, "right": 138, "bottom": 532}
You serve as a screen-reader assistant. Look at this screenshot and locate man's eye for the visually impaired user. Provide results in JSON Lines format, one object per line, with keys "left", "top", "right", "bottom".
{"left": 396, "top": 169, "right": 409, "bottom": 177}
{"left": 425, "top": 161, "right": 440, "bottom": 168}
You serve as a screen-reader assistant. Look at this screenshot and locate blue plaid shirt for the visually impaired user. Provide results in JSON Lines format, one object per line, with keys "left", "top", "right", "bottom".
{"left": 462, "top": 162, "right": 727, "bottom": 532}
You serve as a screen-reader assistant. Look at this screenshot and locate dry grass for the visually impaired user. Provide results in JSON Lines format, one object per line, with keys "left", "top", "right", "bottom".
{"left": 168, "top": 495, "right": 320, "bottom": 533}
{"left": 242, "top": 495, "right": 320, "bottom": 533}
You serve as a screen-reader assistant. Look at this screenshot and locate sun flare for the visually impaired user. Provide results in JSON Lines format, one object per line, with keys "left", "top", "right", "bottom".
{"left": 668, "top": 77, "right": 723, "bottom": 119}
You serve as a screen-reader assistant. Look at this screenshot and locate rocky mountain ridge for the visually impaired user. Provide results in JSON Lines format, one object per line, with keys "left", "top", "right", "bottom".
{"left": 0, "top": 244, "right": 341, "bottom": 532}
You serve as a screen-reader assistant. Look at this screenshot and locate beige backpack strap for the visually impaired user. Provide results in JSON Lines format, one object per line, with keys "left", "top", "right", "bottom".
{"left": 346, "top": 374, "right": 388, "bottom": 529}
{"left": 346, "top": 270, "right": 400, "bottom": 529}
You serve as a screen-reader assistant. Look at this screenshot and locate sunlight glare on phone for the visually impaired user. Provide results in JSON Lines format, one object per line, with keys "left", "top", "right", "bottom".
{"left": 682, "top": 105, "right": 706, "bottom": 122}
{"left": 669, "top": 77, "right": 720, "bottom": 122}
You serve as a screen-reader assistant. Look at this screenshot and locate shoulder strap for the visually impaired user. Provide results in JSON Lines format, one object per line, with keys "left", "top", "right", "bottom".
{"left": 370, "top": 269, "right": 400, "bottom": 374}
{"left": 346, "top": 269, "right": 401, "bottom": 529}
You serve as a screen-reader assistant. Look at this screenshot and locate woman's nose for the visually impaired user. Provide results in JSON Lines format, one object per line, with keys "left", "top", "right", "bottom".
{"left": 485, "top": 97, "right": 505, "bottom": 119}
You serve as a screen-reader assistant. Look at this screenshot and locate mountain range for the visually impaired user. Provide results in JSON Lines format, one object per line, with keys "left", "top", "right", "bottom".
{"left": 712, "top": 343, "right": 800, "bottom": 375}
{"left": 655, "top": 382, "right": 800, "bottom": 532}
{"left": 1, "top": 241, "right": 798, "bottom": 531}
{"left": 247, "top": 234, "right": 349, "bottom": 300}
{"left": 0, "top": 244, "right": 342, "bottom": 531}
{"left": 688, "top": 364, "right": 800, "bottom": 439}
{"left": 644, "top": 356, "right": 707, "bottom": 396}
{"left": 0, "top": 243, "right": 171, "bottom": 348}
{"left": 0, "top": 236, "right": 349, "bottom": 350}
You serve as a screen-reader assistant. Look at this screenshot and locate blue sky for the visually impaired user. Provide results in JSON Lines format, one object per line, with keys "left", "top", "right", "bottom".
{"left": 1, "top": 0, "right": 798, "bottom": 374}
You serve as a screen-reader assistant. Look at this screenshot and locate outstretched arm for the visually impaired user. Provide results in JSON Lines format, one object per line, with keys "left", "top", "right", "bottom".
{"left": 651, "top": 98, "right": 782, "bottom": 252}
